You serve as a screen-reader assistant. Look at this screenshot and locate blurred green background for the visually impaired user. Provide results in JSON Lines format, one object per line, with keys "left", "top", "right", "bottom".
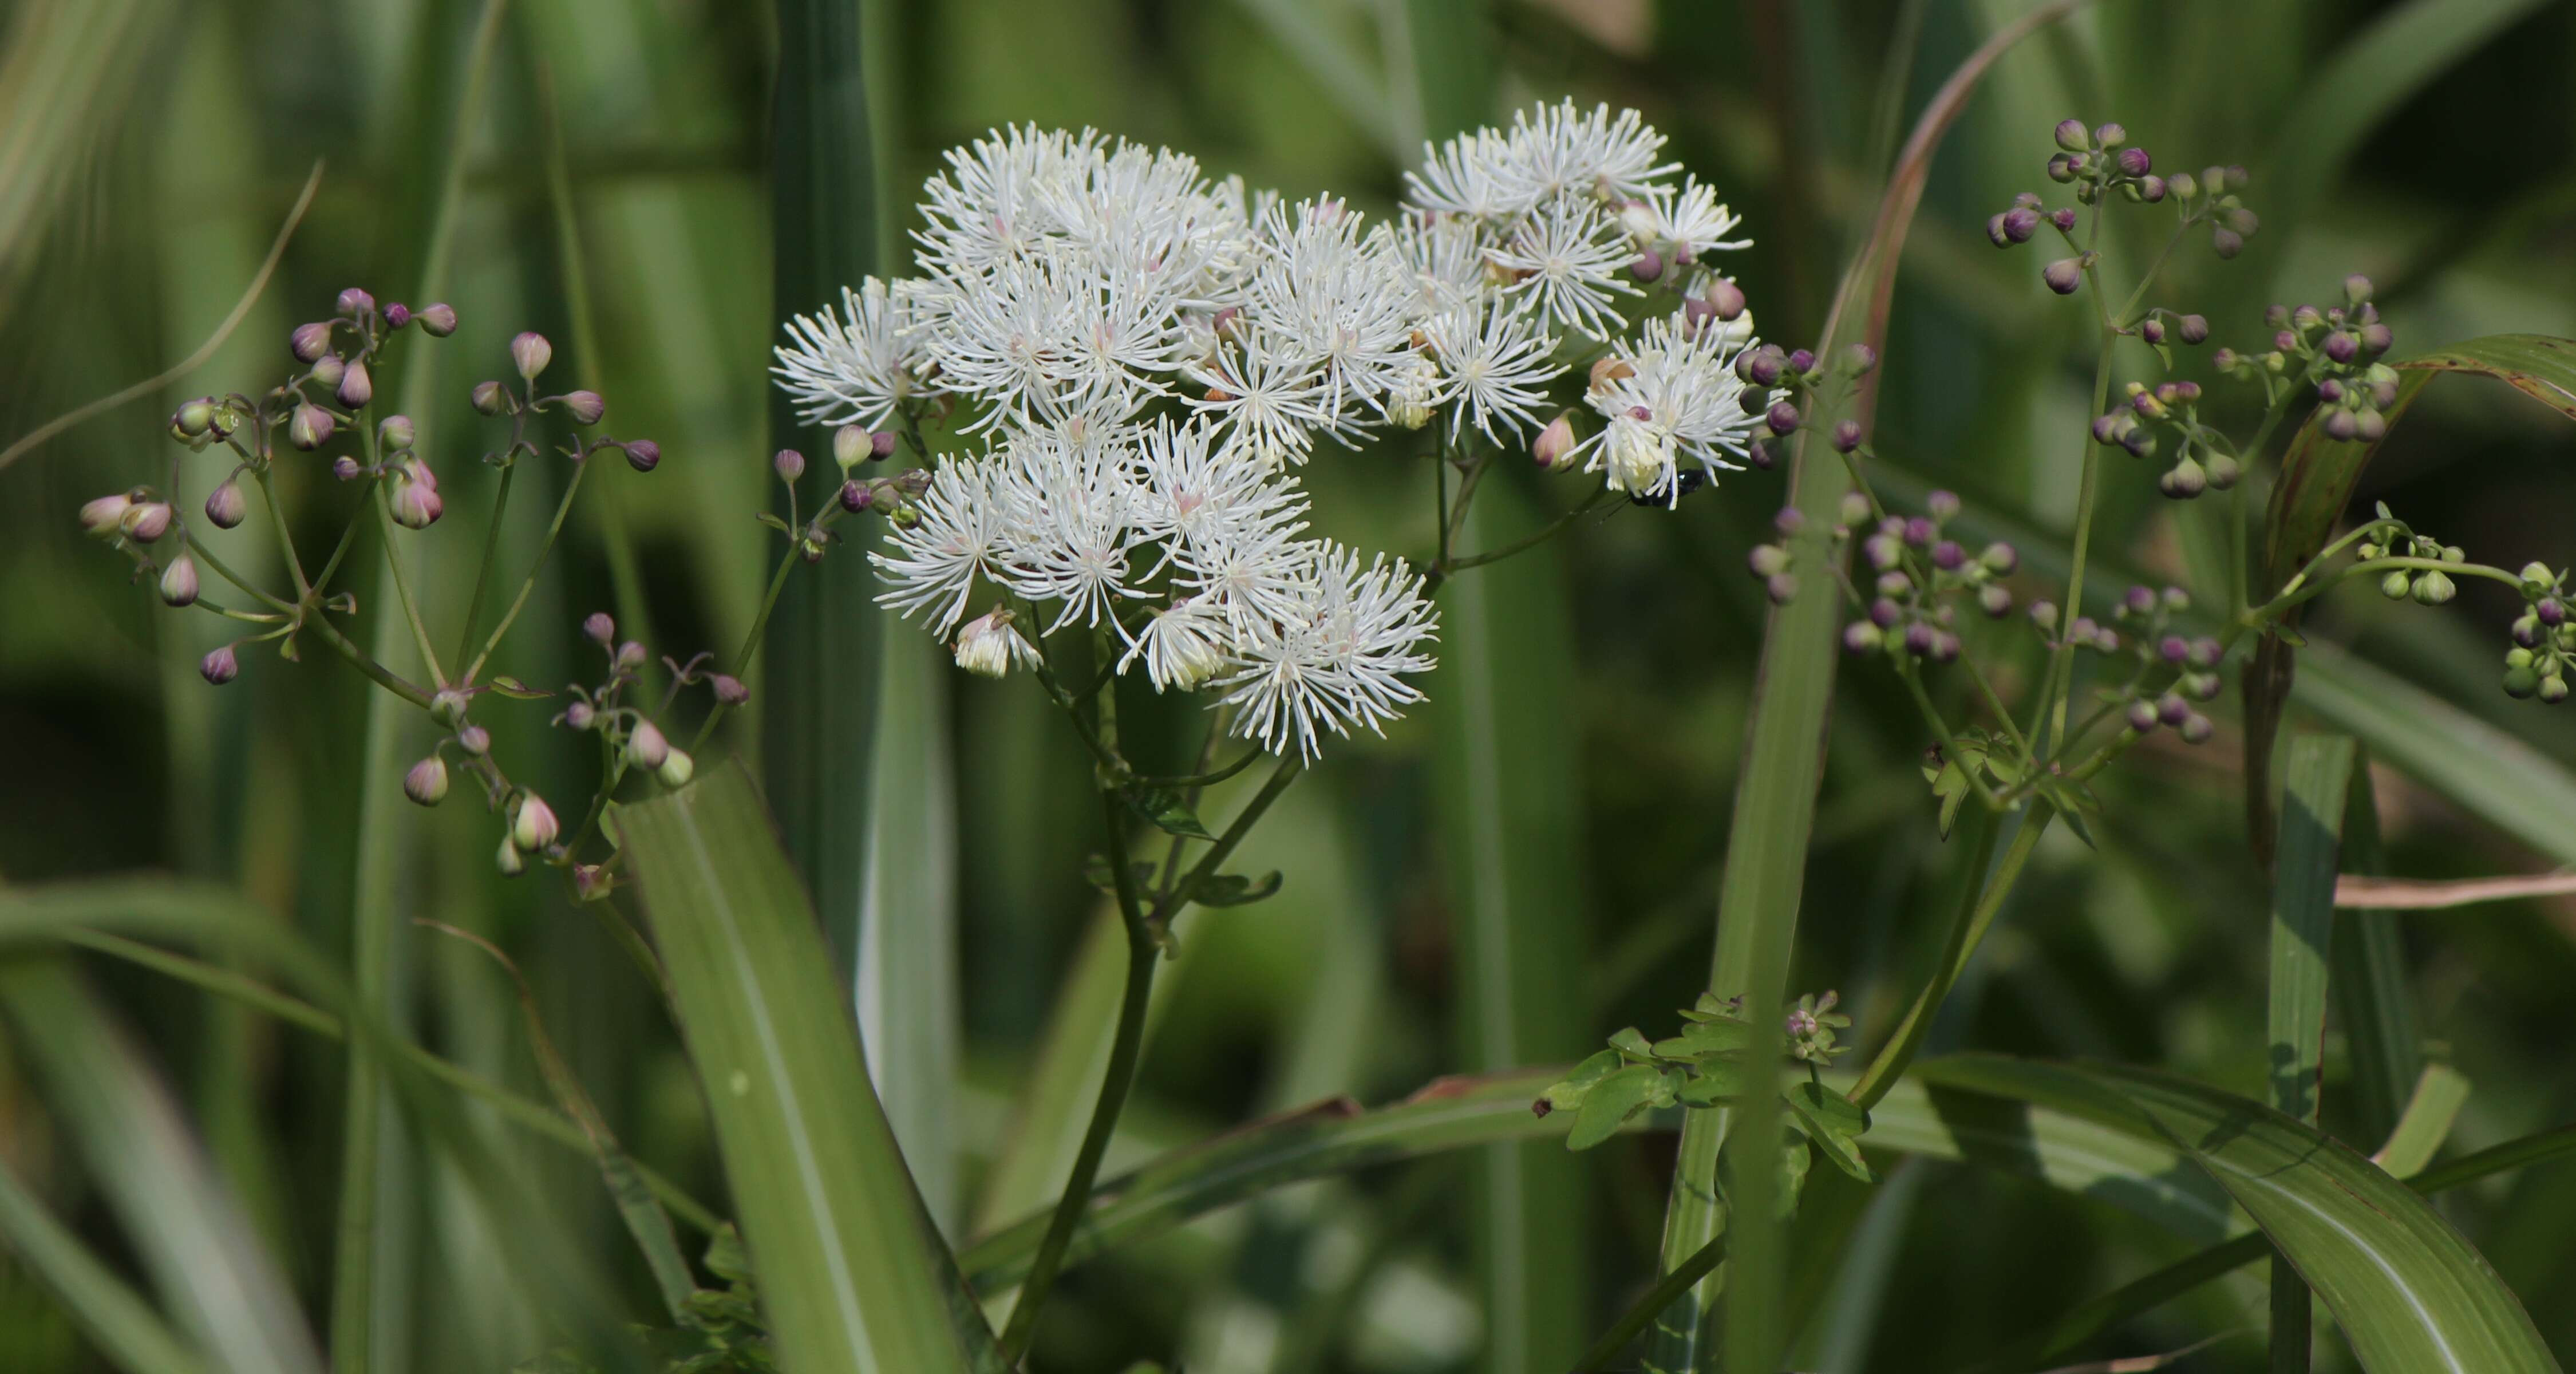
{"left": 3, "top": 0, "right": 2575, "bottom": 1369}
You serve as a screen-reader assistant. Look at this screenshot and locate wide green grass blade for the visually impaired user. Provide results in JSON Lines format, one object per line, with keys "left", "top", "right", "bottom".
{"left": 959, "top": 1062, "right": 2239, "bottom": 1293}
{"left": 1395, "top": 10, "right": 1591, "bottom": 1367}
{"left": 2374, "top": 1065, "right": 2474, "bottom": 1180}
{"left": 612, "top": 760, "right": 995, "bottom": 1373}
{"left": 0, "top": 962, "right": 323, "bottom": 1374}
{"left": 335, "top": 4, "right": 512, "bottom": 1368}
{"left": 2332, "top": 748, "right": 2424, "bottom": 1146}
{"left": 2266, "top": 735, "right": 2354, "bottom": 1372}
{"left": 1931, "top": 1056, "right": 2562, "bottom": 1374}
{"left": 0, "top": 1157, "right": 206, "bottom": 1374}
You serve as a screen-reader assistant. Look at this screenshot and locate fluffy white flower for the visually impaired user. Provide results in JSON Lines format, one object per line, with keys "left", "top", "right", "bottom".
{"left": 1184, "top": 338, "right": 1336, "bottom": 465}
{"left": 1425, "top": 300, "right": 1563, "bottom": 445}
{"left": 954, "top": 606, "right": 1042, "bottom": 677}
{"left": 1630, "top": 178, "right": 1751, "bottom": 264}
{"left": 1239, "top": 199, "right": 1418, "bottom": 427}
{"left": 1485, "top": 196, "right": 1639, "bottom": 341}
{"left": 1220, "top": 543, "right": 1439, "bottom": 760}
{"left": 1502, "top": 100, "right": 1679, "bottom": 205}
{"left": 872, "top": 457, "right": 1009, "bottom": 634}
{"left": 1404, "top": 128, "right": 1526, "bottom": 220}
{"left": 1575, "top": 315, "right": 1766, "bottom": 504}
{"left": 773, "top": 278, "right": 933, "bottom": 431}
{"left": 989, "top": 427, "right": 1145, "bottom": 635}
{"left": 1124, "top": 596, "right": 1230, "bottom": 692}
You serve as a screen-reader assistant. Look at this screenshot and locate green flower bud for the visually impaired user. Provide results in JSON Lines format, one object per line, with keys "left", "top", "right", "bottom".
{"left": 432, "top": 689, "right": 471, "bottom": 727}
{"left": 2411, "top": 570, "right": 2456, "bottom": 605}
{"left": 2506, "top": 646, "right": 2536, "bottom": 670}
{"left": 657, "top": 748, "right": 696, "bottom": 788}
{"left": 2520, "top": 561, "right": 2557, "bottom": 591}
{"left": 172, "top": 398, "right": 216, "bottom": 436}
{"left": 512, "top": 793, "right": 560, "bottom": 851}
{"left": 2543, "top": 674, "right": 2571, "bottom": 705}
{"left": 472, "top": 380, "right": 509, "bottom": 416}
{"left": 2053, "top": 119, "right": 2088, "bottom": 152}
{"left": 2380, "top": 571, "right": 2413, "bottom": 600}
{"left": 496, "top": 836, "right": 526, "bottom": 877}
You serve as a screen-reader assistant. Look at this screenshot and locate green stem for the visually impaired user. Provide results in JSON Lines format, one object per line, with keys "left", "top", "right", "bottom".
{"left": 308, "top": 507, "right": 368, "bottom": 598}
{"left": 185, "top": 539, "right": 295, "bottom": 614}
{"left": 372, "top": 484, "right": 448, "bottom": 689}
{"left": 2246, "top": 557, "right": 2524, "bottom": 625}
{"left": 2036, "top": 321, "right": 2119, "bottom": 751}
{"left": 1901, "top": 665, "right": 2000, "bottom": 812}
{"left": 688, "top": 544, "right": 801, "bottom": 755}
{"left": 1131, "top": 749, "right": 1262, "bottom": 792}
{"left": 1848, "top": 805, "right": 2045, "bottom": 1109}
{"left": 996, "top": 788, "right": 1160, "bottom": 1361}
{"left": 250, "top": 467, "right": 313, "bottom": 599}
{"left": 1155, "top": 755, "right": 1303, "bottom": 928}
{"left": 1431, "top": 487, "right": 1619, "bottom": 589}
{"left": 1574, "top": 1230, "right": 1729, "bottom": 1372}
{"left": 453, "top": 457, "right": 519, "bottom": 670}
{"left": 460, "top": 454, "right": 594, "bottom": 685}
{"left": 303, "top": 614, "right": 436, "bottom": 710}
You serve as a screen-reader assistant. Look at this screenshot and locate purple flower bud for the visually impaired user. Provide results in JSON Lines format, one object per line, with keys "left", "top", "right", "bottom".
{"left": 2046, "top": 152, "right": 2079, "bottom": 183}
{"left": 201, "top": 644, "right": 239, "bottom": 685}
{"left": 562, "top": 390, "right": 606, "bottom": 425}
{"left": 622, "top": 439, "right": 661, "bottom": 473}
{"left": 1932, "top": 540, "right": 1967, "bottom": 571}
{"left": 2322, "top": 409, "right": 2360, "bottom": 442}
{"left": 290, "top": 403, "right": 334, "bottom": 451}
{"left": 2317, "top": 378, "right": 2345, "bottom": 404}
{"left": 472, "top": 380, "right": 509, "bottom": 416}
{"left": 1773, "top": 507, "right": 1805, "bottom": 536}
{"left": 405, "top": 757, "right": 449, "bottom": 806}
{"left": 2324, "top": 331, "right": 2358, "bottom": 364}
{"left": 1765, "top": 572, "right": 1799, "bottom": 605}
{"left": 2160, "top": 634, "right": 2189, "bottom": 664}
{"left": 1986, "top": 212, "right": 2012, "bottom": 248}
{"left": 337, "top": 359, "right": 373, "bottom": 409}
{"left": 332, "top": 456, "right": 363, "bottom": 481}
{"left": 511, "top": 331, "right": 553, "bottom": 380}
{"left": 1746, "top": 439, "right": 1775, "bottom": 470}
{"left": 2001, "top": 207, "right": 2039, "bottom": 244}
{"left": 291, "top": 321, "right": 334, "bottom": 362}
{"left": 158, "top": 554, "right": 199, "bottom": 607}
{"left": 583, "top": 612, "right": 615, "bottom": 645}
{"left": 2158, "top": 693, "right": 2191, "bottom": 727}
{"left": 1926, "top": 489, "right": 1961, "bottom": 521}
{"left": 2050, "top": 208, "right": 2077, "bottom": 232}
{"left": 1904, "top": 516, "right": 1937, "bottom": 547}
{"left": 871, "top": 429, "right": 898, "bottom": 459}
{"left": 1765, "top": 401, "right": 1801, "bottom": 436}
{"left": 2116, "top": 147, "right": 2151, "bottom": 177}
{"left": 418, "top": 303, "right": 459, "bottom": 336}
{"left": 1629, "top": 250, "right": 1665, "bottom": 282}
{"left": 2054, "top": 119, "right": 2089, "bottom": 152}
{"left": 2514, "top": 616, "right": 2543, "bottom": 648}
{"left": 1830, "top": 419, "right": 1862, "bottom": 453}
{"left": 2177, "top": 314, "right": 2209, "bottom": 344}
{"left": 2541, "top": 599, "right": 2567, "bottom": 627}
{"left": 1706, "top": 277, "right": 1748, "bottom": 321}
{"left": 2140, "top": 318, "right": 2167, "bottom": 345}
{"left": 337, "top": 287, "right": 376, "bottom": 317}
{"left": 2211, "top": 227, "right": 2244, "bottom": 259}
{"left": 2179, "top": 713, "right": 2215, "bottom": 745}
{"left": 1739, "top": 346, "right": 1784, "bottom": 386}
{"left": 1978, "top": 583, "right": 2014, "bottom": 618}
{"left": 775, "top": 448, "right": 807, "bottom": 483}
{"left": 1786, "top": 349, "right": 1816, "bottom": 375}
{"left": 713, "top": 674, "right": 750, "bottom": 705}
{"left": 2043, "top": 258, "right": 2084, "bottom": 294}
{"left": 2136, "top": 175, "right": 2167, "bottom": 203}
{"left": 2118, "top": 586, "right": 2152, "bottom": 617}
{"left": 1843, "top": 621, "right": 1884, "bottom": 654}
{"left": 840, "top": 479, "right": 871, "bottom": 512}
{"left": 2358, "top": 322, "right": 2393, "bottom": 355}
{"left": 1903, "top": 623, "right": 1938, "bottom": 657}
{"left": 2091, "top": 413, "right": 2125, "bottom": 447}
{"left": 1870, "top": 597, "right": 1903, "bottom": 629}
{"left": 204, "top": 481, "right": 248, "bottom": 529}
{"left": 384, "top": 302, "right": 412, "bottom": 329}
{"left": 2125, "top": 700, "right": 2160, "bottom": 732}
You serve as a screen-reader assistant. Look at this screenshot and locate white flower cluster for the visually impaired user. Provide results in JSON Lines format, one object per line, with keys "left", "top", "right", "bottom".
{"left": 771, "top": 105, "right": 1769, "bottom": 760}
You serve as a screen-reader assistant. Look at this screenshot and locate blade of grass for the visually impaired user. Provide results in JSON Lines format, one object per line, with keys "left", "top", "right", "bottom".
{"left": 2372, "top": 1065, "right": 2473, "bottom": 1179}
{"left": 334, "top": 5, "right": 511, "bottom": 1370}
{"left": 2265, "top": 735, "right": 2356, "bottom": 1372}
{"left": 0, "top": 962, "right": 324, "bottom": 1374}
{"left": 0, "top": 1151, "right": 208, "bottom": 1374}
{"left": 613, "top": 760, "right": 997, "bottom": 1372}
{"left": 1653, "top": 10, "right": 2089, "bottom": 1368}
{"left": 2332, "top": 747, "right": 2423, "bottom": 1148}
{"left": 1396, "top": 9, "right": 1593, "bottom": 1366}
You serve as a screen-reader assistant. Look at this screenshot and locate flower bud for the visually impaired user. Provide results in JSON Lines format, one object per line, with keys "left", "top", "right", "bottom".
{"left": 2379, "top": 570, "right": 2413, "bottom": 600}
{"left": 201, "top": 644, "right": 239, "bottom": 685}
{"left": 2203, "top": 453, "right": 2242, "bottom": 489}
{"left": 123, "top": 501, "right": 173, "bottom": 542}
{"left": 2126, "top": 700, "right": 2161, "bottom": 732}
{"left": 2360, "top": 322, "right": 2393, "bottom": 355}
{"left": 496, "top": 836, "right": 526, "bottom": 878}
{"left": 1978, "top": 583, "right": 2014, "bottom": 618}
{"left": 1534, "top": 414, "right": 1578, "bottom": 471}
{"left": 2093, "top": 123, "right": 2125, "bottom": 148}
{"left": 2411, "top": 570, "right": 2457, "bottom": 606}
{"left": 2029, "top": 601, "right": 2060, "bottom": 631}
{"left": 1706, "top": 277, "right": 1748, "bottom": 321}
{"left": 1869, "top": 597, "right": 1903, "bottom": 629}
{"left": 774, "top": 448, "right": 806, "bottom": 483}
{"left": 2179, "top": 712, "right": 2215, "bottom": 745}
{"left": 580, "top": 612, "right": 614, "bottom": 645}
{"left": 472, "top": 380, "right": 509, "bottom": 415}
{"left": 2136, "top": 175, "right": 2167, "bottom": 203}
{"left": 1748, "top": 544, "right": 1791, "bottom": 578}
{"left": 627, "top": 720, "right": 670, "bottom": 769}
{"left": 658, "top": 748, "right": 696, "bottom": 788}
{"left": 2158, "top": 456, "right": 2208, "bottom": 499}
{"left": 309, "top": 358, "right": 346, "bottom": 397}
{"left": 832, "top": 424, "right": 869, "bottom": 470}
{"left": 458, "top": 725, "right": 491, "bottom": 756}
{"left": 713, "top": 674, "right": 749, "bottom": 705}
{"left": 2043, "top": 258, "right": 2084, "bottom": 294}
{"left": 432, "top": 689, "right": 471, "bottom": 727}
{"left": 2140, "top": 318, "right": 2167, "bottom": 345}
{"left": 2323, "top": 331, "right": 2358, "bottom": 364}
{"left": 390, "top": 462, "right": 442, "bottom": 528}
{"left": 1903, "top": 622, "right": 1938, "bottom": 657}
{"left": 2539, "top": 597, "right": 2568, "bottom": 627}
{"left": 2050, "top": 207, "right": 2077, "bottom": 232}
{"left": 1843, "top": 621, "right": 1884, "bottom": 653}
{"left": 1785, "top": 348, "right": 1816, "bottom": 375}
{"left": 513, "top": 793, "right": 561, "bottom": 851}
{"left": 1875, "top": 571, "right": 1911, "bottom": 598}
{"left": 563, "top": 701, "right": 596, "bottom": 730}
{"left": 2176, "top": 314, "right": 2209, "bottom": 345}
{"left": 158, "top": 554, "right": 199, "bottom": 607}
{"left": 1765, "top": 401, "right": 1800, "bottom": 436}
{"left": 561, "top": 390, "right": 606, "bottom": 425}
{"left": 81, "top": 493, "right": 133, "bottom": 536}
{"left": 2054, "top": 119, "right": 2089, "bottom": 152}
{"left": 2211, "top": 227, "right": 2243, "bottom": 259}
{"left": 1629, "top": 250, "right": 1664, "bottom": 282}
{"left": 621, "top": 439, "right": 661, "bottom": 473}
{"left": 336, "top": 287, "right": 376, "bottom": 317}
{"left": 1830, "top": 419, "right": 1862, "bottom": 453}
{"left": 1765, "top": 572, "right": 1799, "bottom": 605}
{"left": 405, "top": 757, "right": 449, "bottom": 806}
{"left": 1996, "top": 207, "right": 2040, "bottom": 247}
{"left": 417, "top": 303, "right": 459, "bottom": 336}
{"left": 337, "top": 359, "right": 373, "bottom": 409}
{"left": 510, "top": 331, "right": 552, "bottom": 380}
{"left": 1747, "top": 438, "right": 1775, "bottom": 469}
{"left": 383, "top": 302, "right": 412, "bottom": 329}
{"left": 840, "top": 479, "right": 871, "bottom": 512}
{"left": 2341, "top": 274, "right": 2373, "bottom": 308}
{"left": 291, "top": 322, "right": 334, "bottom": 362}
{"left": 290, "top": 403, "right": 334, "bottom": 451}
{"left": 170, "top": 397, "right": 217, "bottom": 438}
{"left": 1840, "top": 344, "right": 1878, "bottom": 377}
{"left": 204, "top": 481, "right": 248, "bottom": 529}
{"left": 2154, "top": 693, "right": 2191, "bottom": 728}
{"left": 1931, "top": 540, "right": 1966, "bottom": 571}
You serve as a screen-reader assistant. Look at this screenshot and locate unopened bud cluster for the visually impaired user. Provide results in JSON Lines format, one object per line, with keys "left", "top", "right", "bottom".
{"left": 2505, "top": 563, "right": 2576, "bottom": 704}
{"left": 2360, "top": 519, "right": 2466, "bottom": 608}
{"left": 2214, "top": 276, "right": 2397, "bottom": 428}
{"left": 2083, "top": 585, "right": 2223, "bottom": 745}
{"left": 1997, "top": 124, "right": 2259, "bottom": 294}
{"left": 1784, "top": 990, "right": 1851, "bottom": 1064}
{"left": 1837, "top": 488, "right": 2017, "bottom": 662}
{"left": 2091, "top": 378, "right": 2242, "bottom": 499}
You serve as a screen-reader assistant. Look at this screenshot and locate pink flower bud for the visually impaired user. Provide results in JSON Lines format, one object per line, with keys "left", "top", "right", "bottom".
{"left": 774, "top": 448, "right": 806, "bottom": 483}
{"left": 1532, "top": 414, "right": 1578, "bottom": 471}
{"left": 383, "top": 302, "right": 412, "bottom": 329}
{"left": 512, "top": 793, "right": 560, "bottom": 851}
{"left": 405, "top": 757, "right": 449, "bottom": 806}
{"left": 200, "top": 644, "right": 239, "bottom": 685}
{"left": 123, "top": 502, "right": 173, "bottom": 542}
{"left": 337, "top": 287, "right": 376, "bottom": 317}
{"left": 561, "top": 390, "right": 605, "bottom": 425}
{"left": 871, "top": 429, "right": 897, "bottom": 459}
{"left": 417, "top": 303, "right": 458, "bottom": 336}
{"left": 584, "top": 612, "right": 615, "bottom": 645}
{"left": 623, "top": 439, "right": 661, "bottom": 472}
{"left": 332, "top": 456, "right": 364, "bottom": 481}
{"left": 292, "top": 322, "right": 334, "bottom": 362}
{"left": 290, "top": 403, "right": 334, "bottom": 451}
{"left": 337, "top": 359, "right": 373, "bottom": 409}
{"left": 840, "top": 480, "right": 871, "bottom": 512}
{"left": 80, "top": 493, "right": 133, "bottom": 536}
{"left": 204, "top": 481, "right": 248, "bottom": 529}
{"left": 510, "top": 331, "right": 552, "bottom": 380}
{"left": 158, "top": 554, "right": 199, "bottom": 606}
{"left": 712, "top": 674, "right": 749, "bottom": 705}
{"left": 472, "top": 380, "right": 509, "bottom": 416}
{"left": 627, "top": 720, "right": 670, "bottom": 769}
